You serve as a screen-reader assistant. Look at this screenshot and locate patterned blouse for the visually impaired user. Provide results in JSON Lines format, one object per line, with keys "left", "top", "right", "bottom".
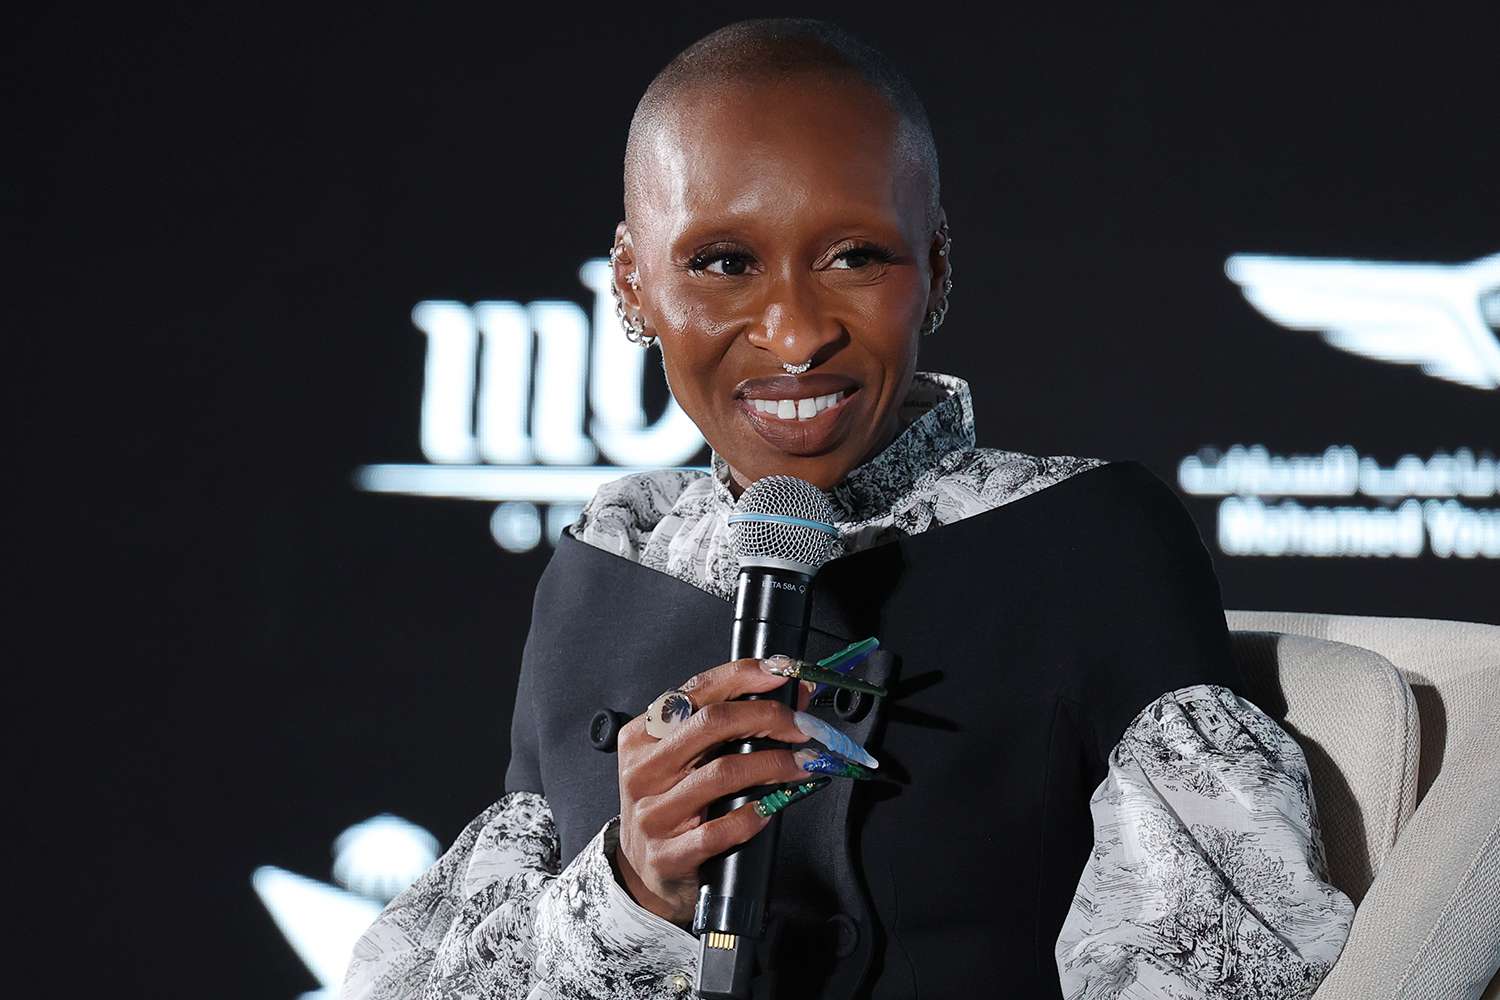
{"left": 341, "top": 371, "right": 1353, "bottom": 1000}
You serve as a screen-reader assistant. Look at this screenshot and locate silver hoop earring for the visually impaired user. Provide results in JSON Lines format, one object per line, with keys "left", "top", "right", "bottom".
{"left": 621, "top": 307, "right": 655, "bottom": 347}
{"left": 920, "top": 303, "right": 947, "bottom": 337}
{"left": 608, "top": 242, "right": 657, "bottom": 349}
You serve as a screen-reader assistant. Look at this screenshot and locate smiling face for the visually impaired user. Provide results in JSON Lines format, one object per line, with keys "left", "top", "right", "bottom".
{"left": 614, "top": 73, "right": 947, "bottom": 496}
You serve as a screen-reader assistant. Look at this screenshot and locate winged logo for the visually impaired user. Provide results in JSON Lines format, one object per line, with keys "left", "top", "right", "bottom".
{"left": 1226, "top": 252, "right": 1500, "bottom": 390}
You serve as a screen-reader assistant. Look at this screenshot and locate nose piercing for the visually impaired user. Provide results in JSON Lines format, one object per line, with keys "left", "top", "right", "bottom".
{"left": 782, "top": 360, "right": 812, "bottom": 375}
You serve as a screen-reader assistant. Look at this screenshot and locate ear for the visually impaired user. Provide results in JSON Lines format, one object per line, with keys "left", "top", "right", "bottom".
{"left": 611, "top": 221, "right": 643, "bottom": 314}
{"left": 924, "top": 211, "right": 951, "bottom": 312}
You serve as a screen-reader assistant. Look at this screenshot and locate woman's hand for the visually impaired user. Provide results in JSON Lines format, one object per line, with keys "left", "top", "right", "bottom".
{"left": 613, "top": 657, "right": 815, "bottom": 926}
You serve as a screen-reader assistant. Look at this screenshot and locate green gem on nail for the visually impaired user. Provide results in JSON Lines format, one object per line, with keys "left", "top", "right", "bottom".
{"left": 752, "top": 777, "right": 833, "bottom": 817}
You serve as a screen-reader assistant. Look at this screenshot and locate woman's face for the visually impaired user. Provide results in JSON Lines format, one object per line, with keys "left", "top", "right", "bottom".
{"left": 615, "top": 76, "right": 946, "bottom": 496}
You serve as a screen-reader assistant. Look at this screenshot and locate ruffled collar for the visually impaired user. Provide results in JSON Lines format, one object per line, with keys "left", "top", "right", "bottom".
{"left": 708, "top": 371, "right": 977, "bottom": 524}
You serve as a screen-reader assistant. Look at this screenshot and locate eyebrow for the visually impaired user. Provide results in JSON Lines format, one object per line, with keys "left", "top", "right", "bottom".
{"left": 665, "top": 216, "right": 913, "bottom": 261}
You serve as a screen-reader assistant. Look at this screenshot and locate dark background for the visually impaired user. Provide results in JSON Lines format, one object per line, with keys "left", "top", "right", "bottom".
{"left": 10, "top": 4, "right": 1496, "bottom": 997}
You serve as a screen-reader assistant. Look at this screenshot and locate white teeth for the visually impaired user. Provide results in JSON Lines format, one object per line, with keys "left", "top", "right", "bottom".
{"left": 752, "top": 389, "right": 848, "bottom": 421}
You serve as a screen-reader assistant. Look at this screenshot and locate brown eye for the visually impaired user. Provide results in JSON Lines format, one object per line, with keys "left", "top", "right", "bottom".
{"left": 688, "top": 250, "right": 754, "bottom": 276}
{"left": 829, "top": 244, "right": 896, "bottom": 270}
{"left": 715, "top": 254, "right": 751, "bottom": 276}
{"left": 835, "top": 250, "right": 876, "bottom": 269}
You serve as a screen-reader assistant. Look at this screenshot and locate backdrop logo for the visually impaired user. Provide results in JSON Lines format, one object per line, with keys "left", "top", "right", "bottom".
{"left": 1179, "top": 445, "right": 1499, "bottom": 558}
{"left": 252, "top": 814, "right": 439, "bottom": 999}
{"left": 356, "top": 259, "right": 707, "bottom": 551}
{"left": 1226, "top": 251, "right": 1500, "bottom": 390}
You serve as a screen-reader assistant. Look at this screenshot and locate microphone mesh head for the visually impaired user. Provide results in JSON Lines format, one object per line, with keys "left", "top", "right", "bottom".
{"left": 728, "top": 475, "right": 840, "bottom": 574}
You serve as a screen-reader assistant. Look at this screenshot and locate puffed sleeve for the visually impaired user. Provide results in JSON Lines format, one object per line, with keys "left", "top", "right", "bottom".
{"left": 340, "top": 792, "right": 700, "bottom": 1000}
{"left": 1055, "top": 684, "right": 1354, "bottom": 1000}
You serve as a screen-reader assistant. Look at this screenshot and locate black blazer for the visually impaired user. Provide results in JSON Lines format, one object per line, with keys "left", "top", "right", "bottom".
{"left": 504, "top": 460, "right": 1240, "bottom": 999}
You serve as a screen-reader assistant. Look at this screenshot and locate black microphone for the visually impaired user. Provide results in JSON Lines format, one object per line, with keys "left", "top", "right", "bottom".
{"left": 693, "top": 476, "right": 840, "bottom": 1000}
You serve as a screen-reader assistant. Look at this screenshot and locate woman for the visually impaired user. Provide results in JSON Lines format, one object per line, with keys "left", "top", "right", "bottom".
{"left": 342, "top": 19, "right": 1352, "bottom": 1000}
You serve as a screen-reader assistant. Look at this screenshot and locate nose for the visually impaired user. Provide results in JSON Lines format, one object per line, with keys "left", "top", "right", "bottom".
{"left": 748, "top": 273, "right": 841, "bottom": 367}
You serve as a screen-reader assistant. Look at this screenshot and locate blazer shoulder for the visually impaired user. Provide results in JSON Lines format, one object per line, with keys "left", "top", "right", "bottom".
{"left": 1094, "top": 459, "right": 1205, "bottom": 533}
{"left": 1041, "top": 458, "right": 1204, "bottom": 540}
{"left": 969, "top": 455, "right": 1219, "bottom": 607}
{"left": 1064, "top": 457, "right": 1180, "bottom": 505}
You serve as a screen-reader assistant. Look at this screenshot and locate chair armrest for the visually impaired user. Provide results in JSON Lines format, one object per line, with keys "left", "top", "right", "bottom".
{"left": 1313, "top": 722, "right": 1500, "bottom": 1000}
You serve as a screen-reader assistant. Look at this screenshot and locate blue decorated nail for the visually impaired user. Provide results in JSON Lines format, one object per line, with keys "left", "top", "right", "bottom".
{"left": 794, "top": 748, "right": 875, "bottom": 780}
{"left": 793, "top": 710, "right": 879, "bottom": 769}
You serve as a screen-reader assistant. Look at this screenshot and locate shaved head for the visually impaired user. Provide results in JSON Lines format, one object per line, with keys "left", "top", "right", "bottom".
{"left": 624, "top": 18, "right": 941, "bottom": 230}
{"left": 612, "top": 20, "right": 952, "bottom": 498}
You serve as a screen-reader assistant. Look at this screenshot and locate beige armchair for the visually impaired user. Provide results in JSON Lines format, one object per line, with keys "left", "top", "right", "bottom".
{"left": 1226, "top": 611, "right": 1500, "bottom": 1000}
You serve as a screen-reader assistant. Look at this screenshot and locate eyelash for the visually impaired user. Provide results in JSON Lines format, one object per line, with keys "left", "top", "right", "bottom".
{"left": 685, "top": 243, "right": 897, "bottom": 275}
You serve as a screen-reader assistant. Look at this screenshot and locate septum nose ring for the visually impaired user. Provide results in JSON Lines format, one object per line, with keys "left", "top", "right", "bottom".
{"left": 782, "top": 360, "right": 812, "bottom": 375}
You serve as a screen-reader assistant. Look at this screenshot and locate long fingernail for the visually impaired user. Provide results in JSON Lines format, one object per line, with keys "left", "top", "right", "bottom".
{"left": 752, "top": 777, "right": 832, "bottom": 817}
{"left": 763, "top": 653, "right": 887, "bottom": 698}
{"left": 791, "top": 663, "right": 888, "bottom": 697}
{"left": 816, "top": 636, "right": 879, "bottom": 672}
{"left": 794, "top": 748, "right": 874, "bottom": 780}
{"left": 760, "top": 654, "right": 799, "bottom": 677}
{"left": 792, "top": 711, "right": 879, "bottom": 769}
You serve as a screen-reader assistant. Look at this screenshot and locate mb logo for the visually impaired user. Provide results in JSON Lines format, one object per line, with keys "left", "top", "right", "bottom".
{"left": 1227, "top": 251, "right": 1500, "bottom": 390}
{"left": 356, "top": 258, "right": 707, "bottom": 551}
